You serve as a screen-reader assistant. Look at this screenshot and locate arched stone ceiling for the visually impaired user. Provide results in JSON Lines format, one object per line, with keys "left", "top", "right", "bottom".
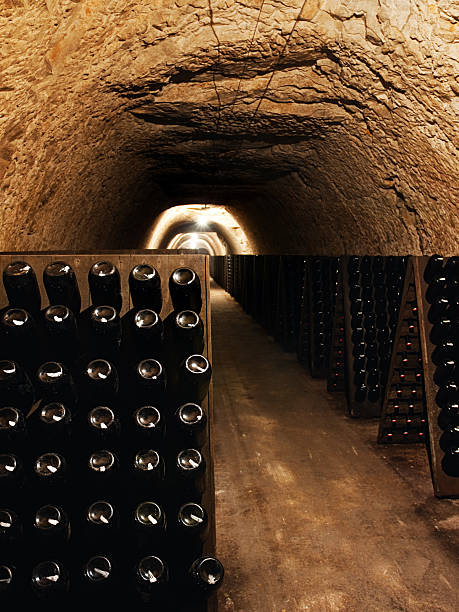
{"left": 0, "top": 1, "right": 457, "bottom": 253}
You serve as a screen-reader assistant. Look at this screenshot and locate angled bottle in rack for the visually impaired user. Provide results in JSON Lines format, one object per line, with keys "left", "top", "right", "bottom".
{"left": 0, "top": 407, "right": 26, "bottom": 449}
{"left": 2, "top": 261, "right": 41, "bottom": 314}
{"left": 129, "top": 264, "right": 162, "bottom": 312}
{"left": 176, "top": 355, "right": 212, "bottom": 403}
{"left": 31, "top": 560, "right": 69, "bottom": 598}
{"left": 34, "top": 505, "right": 70, "bottom": 544}
{"left": 0, "top": 308, "right": 42, "bottom": 370}
{"left": 164, "top": 310, "right": 204, "bottom": 365}
{"left": 186, "top": 556, "right": 224, "bottom": 601}
{"left": 88, "top": 261, "right": 122, "bottom": 312}
{"left": 135, "top": 555, "right": 169, "bottom": 604}
{"left": 42, "top": 305, "right": 79, "bottom": 363}
{"left": 28, "top": 402, "right": 71, "bottom": 454}
{"left": 172, "top": 403, "right": 207, "bottom": 448}
{"left": 174, "top": 448, "right": 206, "bottom": 501}
{"left": 43, "top": 261, "right": 81, "bottom": 315}
{"left": 81, "top": 359, "right": 119, "bottom": 405}
{"left": 0, "top": 360, "right": 35, "bottom": 411}
{"left": 169, "top": 268, "right": 202, "bottom": 314}
{"left": 36, "top": 361, "right": 78, "bottom": 407}
{"left": 122, "top": 308, "right": 164, "bottom": 361}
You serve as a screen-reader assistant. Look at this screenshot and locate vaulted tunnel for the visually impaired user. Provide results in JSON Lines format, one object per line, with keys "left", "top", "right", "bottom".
{"left": 0, "top": 1, "right": 457, "bottom": 254}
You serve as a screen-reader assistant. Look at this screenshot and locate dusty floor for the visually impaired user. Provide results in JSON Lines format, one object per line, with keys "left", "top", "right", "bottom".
{"left": 211, "top": 282, "right": 459, "bottom": 612}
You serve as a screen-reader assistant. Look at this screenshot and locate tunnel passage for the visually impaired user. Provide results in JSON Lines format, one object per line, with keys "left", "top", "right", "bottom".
{"left": 0, "top": 1, "right": 458, "bottom": 253}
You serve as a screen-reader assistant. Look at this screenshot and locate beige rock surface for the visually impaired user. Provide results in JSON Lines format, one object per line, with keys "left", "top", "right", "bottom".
{"left": 0, "top": 0, "right": 458, "bottom": 253}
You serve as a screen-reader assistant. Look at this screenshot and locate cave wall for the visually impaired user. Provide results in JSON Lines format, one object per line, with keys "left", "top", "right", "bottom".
{"left": 0, "top": 0, "right": 457, "bottom": 253}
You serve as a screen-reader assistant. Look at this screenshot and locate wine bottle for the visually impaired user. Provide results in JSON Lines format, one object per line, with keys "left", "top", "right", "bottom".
{"left": 28, "top": 402, "right": 71, "bottom": 453}
{"left": 88, "top": 450, "right": 118, "bottom": 484}
{"left": 0, "top": 308, "right": 40, "bottom": 366}
{"left": 88, "top": 406, "right": 119, "bottom": 444}
{"left": 136, "top": 556, "right": 169, "bottom": 602}
{"left": 34, "top": 452, "right": 66, "bottom": 485}
{"left": 83, "top": 555, "right": 113, "bottom": 590}
{"left": 428, "top": 296, "right": 449, "bottom": 324}
{"left": 129, "top": 264, "right": 162, "bottom": 312}
{"left": 441, "top": 445, "right": 459, "bottom": 477}
{"left": 36, "top": 362, "right": 77, "bottom": 406}
{"left": 31, "top": 560, "right": 68, "bottom": 596}
{"left": 0, "top": 509, "right": 21, "bottom": 545}
{"left": 436, "top": 381, "right": 459, "bottom": 409}
{"left": 0, "top": 360, "right": 34, "bottom": 412}
{"left": 432, "top": 341, "right": 456, "bottom": 366}
{"left": 134, "top": 450, "right": 165, "bottom": 485}
{"left": 424, "top": 255, "right": 444, "bottom": 283}
{"left": 133, "top": 406, "right": 164, "bottom": 443}
{"left": 82, "top": 360, "right": 119, "bottom": 402}
{"left": 434, "top": 360, "right": 457, "bottom": 387}
{"left": 34, "top": 505, "right": 70, "bottom": 542}
{"left": 439, "top": 424, "right": 459, "bottom": 452}
{"left": 176, "top": 502, "right": 209, "bottom": 542}
{"left": 88, "top": 261, "right": 122, "bottom": 312}
{"left": 169, "top": 268, "right": 202, "bottom": 314}
{"left": 0, "top": 564, "right": 16, "bottom": 592}
{"left": 135, "top": 359, "right": 166, "bottom": 401}
{"left": 354, "top": 383, "right": 366, "bottom": 403}
{"left": 173, "top": 403, "right": 207, "bottom": 447}
{"left": 175, "top": 448, "right": 206, "bottom": 498}
{"left": 131, "top": 309, "right": 164, "bottom": 357}
{"left": 88, "top": 305, "right": 122, "bottom": 358}
{"left": 43, "top": 261, "right": 81, "bottom": 314}
{"left": 87, "top": 501, "right": 118, "bottom": 535}
{"left": 177, "top": 355, "right": 212, "bottom": 403}
{"left": 164, "top": 310, "right": 204, "bottom": 359}
{"left": 0, "top": 454, "right": 22, "bottom": 491}
{"left": 2, "top": 261, "right": 41, "bottom": 314}
{"left": 134, "top": 502, "right": 166, "bottom": 543}
{"left": 187, "top": 557, "right": 224, "bottom": 597}
{"left": 0, "top": 406, "right": 25, "bottom": 444}
{"left": 426, "top": 276, "right": 447, "bottom": 304}
{"left": 445, "top": 256, "right": 459, "bottom": 281}
{"left": 42, "top": 305, "right": 79, "bottom": 361}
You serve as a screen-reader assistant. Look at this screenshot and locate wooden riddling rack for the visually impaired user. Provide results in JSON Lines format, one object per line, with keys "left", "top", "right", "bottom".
{"left": 414, "top": 256, "right": 459, "bottom": 499}
{"left": 0, "top": 250, "right": 217, "bottom": 611}
{"left": 342, "top": 256, "right": 407, "bottom": 418}
{"left": 378, "top": 258, "right": 427, "bottom": 444}
{"left": 327, "top": 258, "right": 346, "bottom": 393}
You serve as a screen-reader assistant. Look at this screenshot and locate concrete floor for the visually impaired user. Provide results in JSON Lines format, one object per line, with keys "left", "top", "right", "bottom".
{"left": 211, "top": 282, "right": 459, "bottom": 612}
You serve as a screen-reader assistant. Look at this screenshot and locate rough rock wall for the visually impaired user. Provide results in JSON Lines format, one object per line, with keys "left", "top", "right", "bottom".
{"left": 0, "top": 0, "right": 457, "bottom": 253}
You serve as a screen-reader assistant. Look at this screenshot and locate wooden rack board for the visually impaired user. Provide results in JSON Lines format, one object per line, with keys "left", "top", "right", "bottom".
{"left": 414, "top": 256, "right": 459, "bottom": 499}
{"left": 0, "top": 250, "right": 217, "bottom": 611}
{"left": 378, "top": 258, "right": 427, "bottom": 444}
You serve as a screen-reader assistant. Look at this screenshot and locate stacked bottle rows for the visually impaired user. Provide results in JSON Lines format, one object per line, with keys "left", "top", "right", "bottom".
{"left": 0, "top": 259, "right": 223, "bottom": 608}
{"left": 309, "top": 258, "right": 339, "bottom": 378}
{"left": 346, "top": 256, "right": 407, "bottom": 411}
{"left": 424, "top": 256, "right": 459, "bottom": 477}
{"left": 327, "top": 258, "right": 345, "bottom": 393}
{"left": 379, "top": 275, "right": 427, "bottom": 444}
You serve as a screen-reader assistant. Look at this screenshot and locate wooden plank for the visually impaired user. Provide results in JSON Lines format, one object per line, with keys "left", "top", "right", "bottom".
{"left": 414, "top": 256, "right": 459, "bottom": 498}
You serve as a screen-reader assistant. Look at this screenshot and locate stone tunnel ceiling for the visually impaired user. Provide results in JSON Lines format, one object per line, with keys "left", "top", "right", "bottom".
{"left": 0, "top": 0, "right": 458, "bottom": 254}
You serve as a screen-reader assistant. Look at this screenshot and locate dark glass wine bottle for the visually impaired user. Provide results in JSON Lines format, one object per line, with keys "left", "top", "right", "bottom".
{"left": 133, "top": 406, "right": 165, "bottom": 443}
{"left": 132, "top": 309, "right": 164, "bottom": 356}
{"left": 169, "top": 268, "right": 202, "bottom": 314}
{"left": 88, "top": 261, "right": 122, "bottom": 312}
{"left": 88, "top": 305, "right": 122, "bottom": 358}
{"left": 83, "top": 555, "right": 113, "bottom": 590}
{"left": 0, "top": 360, "right": 34, "bottom": 411}
{"left": 31, "top": 560, "right": 68, "bottom": 596}
{"left": 426, "top": 276, "right": 447, "bottom": 304}
{"left": 135, "top": 359, "right": 166, "bottom": 401}
{"left": 36, "top": 362, "right": 77, "bottom": 406}
{"left": 129, "top": 264, "right": 162, "bottom": 312}
{"left": 441, "top": 445, "right": 459, "bottom": 477}
{"left": 34, "top": 452, "right": 66, "bottom": 485}
{"left": 434, "top": 360, "right": 457, "bottom": 387}
{"left": 187, "top": 557, "right": 224, "bottom": 597}
{"left": 0, "top": 407, "right": 25, "bottom": 447}
{"left": 176, "top": 502, "right": 209, "bottom": 542}
{"left": 164, "top": 310, "right": 204, "bottom": 358}
{"left": 34, "top": 505, "right": 70, "bottom": 542}
{"left": 0, "top": 509, "right": 21, "bottom": 545}
{"left": 175, "top": 448, "right": 206, "bottom": 498}
{"left": 88, "top": 450, "right": 118, "bottom": 484}
{"left": 134, "top": 449, "right": 164, "bottom": 481}
{"left": 134, "top": 501, "right": 166, "bottom": 541}
{"left": 2, "top": 261, "right": 41, "bottom": 314}
{"left": 177, "top": 355, "right": 212, "bottom": 403}
{"left": 88, "top": 406, "right": 119, "bottom": 444}
{"left": 82, "top": 359, "right": 119, "bottom": 402}
{"left": 0, "top": 308, "right": 40, "bottom": 366}
{"left": 43, "top": 261, "right": 81, "bottom": 314}
{"left": 87, "top": 501, "right": 118, "bottom": 536}
{"left": 135, "top": 556, "right": 169, "bottom": 603}
{"left": 0, "top": 453, "right": 22, "bottom": 491}
{"left": 42, "top": 305, "right": 79, "bottom": 361}
{"left": 428, "top": 296, "right": 449, "bottom": 324}
{"left": 173, "top": 403, "right": 207, "bottom": 447}
{"left": 424, "top": 255, "right": 444, "bottom": 284}
{"left": 439, "top": 424, "right": 459, "bottom": 453}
